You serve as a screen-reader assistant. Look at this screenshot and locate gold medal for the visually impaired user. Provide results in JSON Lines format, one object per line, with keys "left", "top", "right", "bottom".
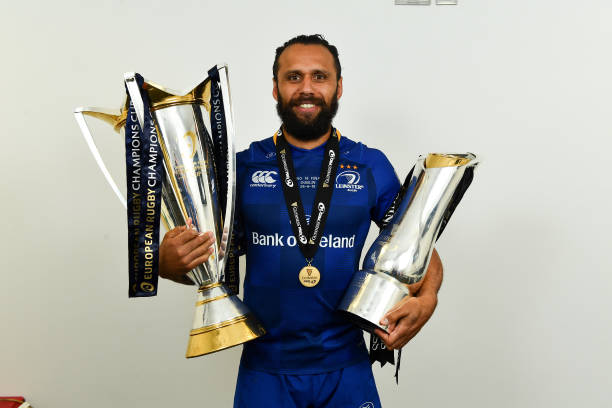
{"left": 298, "top": 263, "right": 321, "bottom": 287}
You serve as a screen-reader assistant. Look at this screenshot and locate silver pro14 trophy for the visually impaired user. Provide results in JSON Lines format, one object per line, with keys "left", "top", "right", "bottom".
{"left": 338, "top": 153, "right": 478, "bottom": 333}
{"left": 74, "top": 65, "right": 265, "bottom": 358}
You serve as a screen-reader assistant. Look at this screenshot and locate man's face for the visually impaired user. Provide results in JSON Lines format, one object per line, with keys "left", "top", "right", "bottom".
{"left": 273, "top": 44, "right": 343, "bottom": 141}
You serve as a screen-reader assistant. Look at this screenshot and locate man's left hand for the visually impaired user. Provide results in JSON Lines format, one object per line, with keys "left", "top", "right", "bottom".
{"left": 373, "top": 293, "right": 438, "bottom": 350}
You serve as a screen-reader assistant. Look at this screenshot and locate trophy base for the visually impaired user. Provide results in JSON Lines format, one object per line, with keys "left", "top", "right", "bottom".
{"left": 337, "top": 270, "right": 410, "bottom": 334}
{"left": 185, "top": 283, "right": 266, "bottom": 358}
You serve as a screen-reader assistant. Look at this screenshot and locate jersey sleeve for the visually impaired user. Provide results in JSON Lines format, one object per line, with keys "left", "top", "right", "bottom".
{"left": 369, "top": 149, "right": 401, "bottom": 225}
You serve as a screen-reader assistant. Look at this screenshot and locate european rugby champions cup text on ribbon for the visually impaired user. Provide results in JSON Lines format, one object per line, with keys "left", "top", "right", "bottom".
{"left": 125, "top": 74, "right": 165, "bottom": 297}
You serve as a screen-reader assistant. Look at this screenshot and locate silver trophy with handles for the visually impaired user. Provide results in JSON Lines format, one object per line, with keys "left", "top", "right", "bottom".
{"left": 74, "top": 65, "right": 265, "bottom": 357}
{"left": 338, "top": 153, "right": 478, "bottom": 333}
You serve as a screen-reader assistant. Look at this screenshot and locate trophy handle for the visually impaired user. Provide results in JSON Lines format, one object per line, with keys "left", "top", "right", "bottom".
{"left": 73, "top": 107, "right": 127, "bottom": 209}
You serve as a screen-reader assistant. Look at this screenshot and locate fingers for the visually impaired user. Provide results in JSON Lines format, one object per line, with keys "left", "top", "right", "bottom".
{"left": 181, "top": 231, "right": 214, "bottom": 255}
{"left": 374, "top": 328, "right": 398, "bottom": 351}
{"left": 159, "top": 225, "right": 216, "bottom": 283}
{"left": 378, "top": 297, "right": 424, "bottom": 350}
{"left": 374, "top": 328, "right": 389, "bottom": 343}
{"left": 186, "top": 249, "right": 215, "bottom": 271}
{"left": 173, "top": 228, "right": 214, "bottom": 254}
{"left": 385, "top": 297, "right": 419, "bottom": 324}
{"left": 379, "top": 323, "right": 408, "bottom": 350}
{"left": 380, "top": 297, "right": 413, "bottom": 333}
{"left": 164, "top": 217, "right": 194, "bottom": 240}
{"left": 163, "top": 225, "right": 188, "bottom": 239}
{"left": 183, "top": 234, "right": 216, "bottom": 267}
{"left": 387, "top": 321, "right": 422, "bottom": 350}
{"left": 171, "top": 218, "right": 200, "bottom": 244}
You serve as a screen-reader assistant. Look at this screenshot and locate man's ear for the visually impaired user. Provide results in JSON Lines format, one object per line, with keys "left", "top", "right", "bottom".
{"left": 336, "top": 76, "right": 343, "bottom": 100}
{"left": 272, "top": 79, "right": 278, "bottom": 101}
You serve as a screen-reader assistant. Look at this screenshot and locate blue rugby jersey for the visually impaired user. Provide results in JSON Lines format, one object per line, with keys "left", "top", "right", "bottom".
{"left": 235, "top": 134, "right": 400, "bottom": 374}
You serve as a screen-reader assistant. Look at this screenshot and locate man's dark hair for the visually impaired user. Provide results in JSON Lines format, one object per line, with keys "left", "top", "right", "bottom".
{"left": 273, "top": 34, "right": 341, "bottom": 82}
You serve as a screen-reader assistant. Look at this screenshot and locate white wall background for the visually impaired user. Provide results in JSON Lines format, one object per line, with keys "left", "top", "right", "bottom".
{"left": 1, "top": 0, "right": 611, "bottom": 407}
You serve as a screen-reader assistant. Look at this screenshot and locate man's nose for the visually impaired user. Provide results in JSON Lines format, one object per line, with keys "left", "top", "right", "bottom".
{"left": 299, "top": 75, "right": 315, "bottom": 94}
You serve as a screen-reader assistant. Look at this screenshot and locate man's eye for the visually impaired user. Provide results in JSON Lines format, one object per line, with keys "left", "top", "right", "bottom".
{"left": 313, "top": 73, "right": 326, "bottom": 80}
{"left": 288, "top": 74, "right": 300, "bottom": 81}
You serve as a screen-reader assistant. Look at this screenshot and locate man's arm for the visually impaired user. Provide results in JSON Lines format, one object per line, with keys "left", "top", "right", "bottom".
{"left": 374, "top": 248, "right": 443, "bottom": 350}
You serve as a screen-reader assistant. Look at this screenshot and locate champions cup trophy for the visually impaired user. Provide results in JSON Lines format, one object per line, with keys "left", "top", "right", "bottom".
{"left": 338, "top": 153, "right": 479, "bottom": 333}
{"left": 74, "top": 65, "right": 265, "bottom": 358}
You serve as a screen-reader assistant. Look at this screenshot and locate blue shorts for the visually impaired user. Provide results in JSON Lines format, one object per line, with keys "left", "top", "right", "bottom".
{"left": 233, "top": 360, "right": 381, "bottom": 408}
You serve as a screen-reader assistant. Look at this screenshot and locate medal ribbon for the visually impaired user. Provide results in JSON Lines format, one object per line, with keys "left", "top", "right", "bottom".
{"left": 274, "top": 127, "right": 340, "bottom": 261}
{"left": 125, "top": 74, "right": 165, "bottom": 297}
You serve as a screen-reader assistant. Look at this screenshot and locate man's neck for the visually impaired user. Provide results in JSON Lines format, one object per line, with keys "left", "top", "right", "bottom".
{"left": 282, "top": 126, "right": 332, "bottom": 150}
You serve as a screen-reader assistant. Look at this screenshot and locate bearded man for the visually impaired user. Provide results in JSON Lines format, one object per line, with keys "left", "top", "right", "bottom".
{"left": 159, "top": 34, "right": 443, "bottom": 408}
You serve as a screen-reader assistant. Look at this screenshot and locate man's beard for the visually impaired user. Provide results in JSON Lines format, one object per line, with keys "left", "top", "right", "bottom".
{"left": 276, "top": 90, "right": 339, "bottom": 141}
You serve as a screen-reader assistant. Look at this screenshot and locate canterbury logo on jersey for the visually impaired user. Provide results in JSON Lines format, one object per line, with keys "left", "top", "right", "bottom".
{"left": 250, "top": 170, "right": 278, "bottom": 188}
{"left": 336, "top": 170, "right": 364, "bottom": 191}
{"left": 251, "top": 232, "right": 355, "bottom": 248}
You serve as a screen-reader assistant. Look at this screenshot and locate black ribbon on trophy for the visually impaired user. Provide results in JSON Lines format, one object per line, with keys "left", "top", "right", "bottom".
{"left": 208, "top": 66, "right": 239, "bottom": 295}
{"left": 274, "top": 127, "right": 340, "bottom": 286}
{"left": 124, "top": 74, "right": 166, "bottom": 297}
{"left": 437, "top": 166, "right": 474, "bottom": 240}
{"left": 225, "top": 221, "right": 243, "bottom": 295}
{"left": 208, "top": 66, "right": 229, "bottom": 215}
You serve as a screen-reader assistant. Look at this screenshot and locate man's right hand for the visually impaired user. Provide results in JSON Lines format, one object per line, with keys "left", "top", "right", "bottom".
{"left": 159, "top": 225, "right": 215, "bottom": 285}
